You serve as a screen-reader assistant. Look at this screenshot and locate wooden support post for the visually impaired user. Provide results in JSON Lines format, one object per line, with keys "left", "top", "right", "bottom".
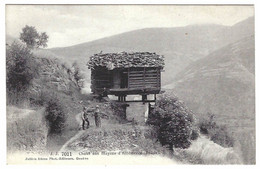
{"left": 118, "top": 95, "right": 127, "bottom": 102}
{"left": 157, "top": 68, "right": 159, "bottom": 88}
{"left": 142, "top": 95, "right": 147, "bottom": 104}
{"left": 147, "top": 102, "right": 151, "bottom": 123}
{"left": 127, "top": 68, "right": 130, "bottom": 89}
{"left": 143, "top": 67, "right": 146, "bottom": 88}
{"left": 154, "top": 94, "right": 157, "bottom": 101}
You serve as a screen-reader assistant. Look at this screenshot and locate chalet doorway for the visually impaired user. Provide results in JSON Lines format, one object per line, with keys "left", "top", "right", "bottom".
{"left": 120, "top": 71, "right": 128, "bottom": 88}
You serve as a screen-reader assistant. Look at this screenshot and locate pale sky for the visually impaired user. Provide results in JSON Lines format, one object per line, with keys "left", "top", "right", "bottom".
{"left": 6, "top": 5, "right": 254, "bottom": 48}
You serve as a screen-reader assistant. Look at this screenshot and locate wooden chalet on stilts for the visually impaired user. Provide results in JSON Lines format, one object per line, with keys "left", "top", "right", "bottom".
{"left": 87, "top": 52, "right": 164, "bottom": 102}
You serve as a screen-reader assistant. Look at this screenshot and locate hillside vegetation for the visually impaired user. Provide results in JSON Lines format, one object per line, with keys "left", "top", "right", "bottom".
{"left": 6, "top": 41, "right": 91, "bottom": 153}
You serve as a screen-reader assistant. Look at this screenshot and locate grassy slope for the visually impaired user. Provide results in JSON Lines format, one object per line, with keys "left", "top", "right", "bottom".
{"left": 174, "top": 135, "right": 242, "bottom": 164}
{"left": 60, "top": 118, "right": 176, "bottom": 163}
{"left": 167, "top": 36, "right": 255, "bottom": 164}
{"left": 59, "top": 101, "right": 175, "bottom": 161}
{"left": 6, "top": 50, "right": 96, "bottom": 153}
{"left": 170, "top": 35, "right": 254, "bottom": 122}
{"left": 7, "top": 106, "right": 48, "bottom": 153}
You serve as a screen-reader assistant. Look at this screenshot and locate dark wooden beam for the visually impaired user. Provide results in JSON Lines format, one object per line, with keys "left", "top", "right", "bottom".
{"left": 122, "top": 100, "right": 156, "bottom": 103}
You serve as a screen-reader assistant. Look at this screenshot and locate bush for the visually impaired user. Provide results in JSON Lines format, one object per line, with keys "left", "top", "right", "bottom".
{"left": 147, "top": 94, "right": 197, "bottom": 150}
{"left": 198, "top": 113, "right": 234, "bottom": 147}
{"left": 6, "top": 42, "right": 38, "bottom": 94}
{"left": 44, "top": 95, "right": 67, "bottom": 134}
{"left": 72, "top": 62, "right": 84, "bottom": 90}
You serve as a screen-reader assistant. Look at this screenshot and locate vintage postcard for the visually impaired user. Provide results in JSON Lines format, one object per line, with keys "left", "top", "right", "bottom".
{"left": 5, "top": 4, "right": 255, "bottom": 165}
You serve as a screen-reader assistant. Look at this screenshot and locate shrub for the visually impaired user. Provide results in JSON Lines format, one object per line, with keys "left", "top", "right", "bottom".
{"left": 6, "top": 42, "right": 39, "bottom": 97}
{"left": 72, "top": 62, "right": 84, "bottom": 90}
{"left": 198, "top": 113, "right": 234, "bottom": 147}
{"left": 30, "top": 88, "right": 54, "bottom": 106}
{"left": 147, "top": 94, "right": 197, "bottom": 150}
{"left": 44, "top": 95, "right": 67, "bottom": 134}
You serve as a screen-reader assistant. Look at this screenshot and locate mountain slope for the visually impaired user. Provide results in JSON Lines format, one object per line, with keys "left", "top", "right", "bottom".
{"left": 47, "top": 17, "right": 254, "bottom": 85}
{"left": 166, "top": 35, "right": 255, "bottom": 164}
{"left": 6, "top": 17, "right": 254, "bottom": 86}
{"left": 48, "top": 25, "right": 226, "bottom": 84}
{"left": 166, "top": 35, "right": 254, "bottom": 130}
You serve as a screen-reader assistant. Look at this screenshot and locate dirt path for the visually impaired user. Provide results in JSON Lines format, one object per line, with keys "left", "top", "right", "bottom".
{"left": 58, "top": 112, "right": 181, "bottom": 164}
{"left": 59, "top": 113, "right": 84, "bottom": 152}
{"left": 59, "top": 130, "right": 85, "bottom": 152}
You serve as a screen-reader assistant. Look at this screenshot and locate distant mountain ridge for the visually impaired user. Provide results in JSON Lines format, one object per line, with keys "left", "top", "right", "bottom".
{"left": 167, "top": 35, "right": 254, "bottom": 132}
{"left": 6, "top": 17, "right": 254, "bottom": 86}
{"left": 46, "top": 17, "right": 253, "bottom": 84}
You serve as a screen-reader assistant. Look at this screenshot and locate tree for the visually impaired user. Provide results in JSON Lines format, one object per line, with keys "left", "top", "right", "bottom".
{"left": 45, "top": 95, "right": 67, "bottom": 134}
{"left": 72, "top": 62, "right": 84, "bottom": 90}
{"left": 147, "top": 94, "right": 197, "bottom": 151}
{"left": 19, "top": 25, "right": 49, "bottom": 49}
{"left": 6, "top": 42, "right": 39, "bottom": 93}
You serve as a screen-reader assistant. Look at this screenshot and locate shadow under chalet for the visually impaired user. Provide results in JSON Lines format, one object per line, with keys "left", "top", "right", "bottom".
{"left": 87, "top": 52, "right": 165, "bottom": 102}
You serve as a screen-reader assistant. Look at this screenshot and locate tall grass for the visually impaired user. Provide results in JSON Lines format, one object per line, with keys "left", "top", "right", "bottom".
{"left": 194, "top": 113, "right": 255, "bottom": 164}
{"left": 7, "top": 106, "right": 48, "bottom": 153}
{"left": 6, "top": 89, "right": 30, "bottom": 107}
{"left": 198, "top": 113, "right": 234, "bottom": 148}
{"left": 174, "top": 136, "right": 242, "bottom": 164}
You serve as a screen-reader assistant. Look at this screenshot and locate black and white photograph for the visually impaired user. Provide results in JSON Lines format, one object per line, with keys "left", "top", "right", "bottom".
{"left": 3, "top": 3, "right": 256, "bottom": 165}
